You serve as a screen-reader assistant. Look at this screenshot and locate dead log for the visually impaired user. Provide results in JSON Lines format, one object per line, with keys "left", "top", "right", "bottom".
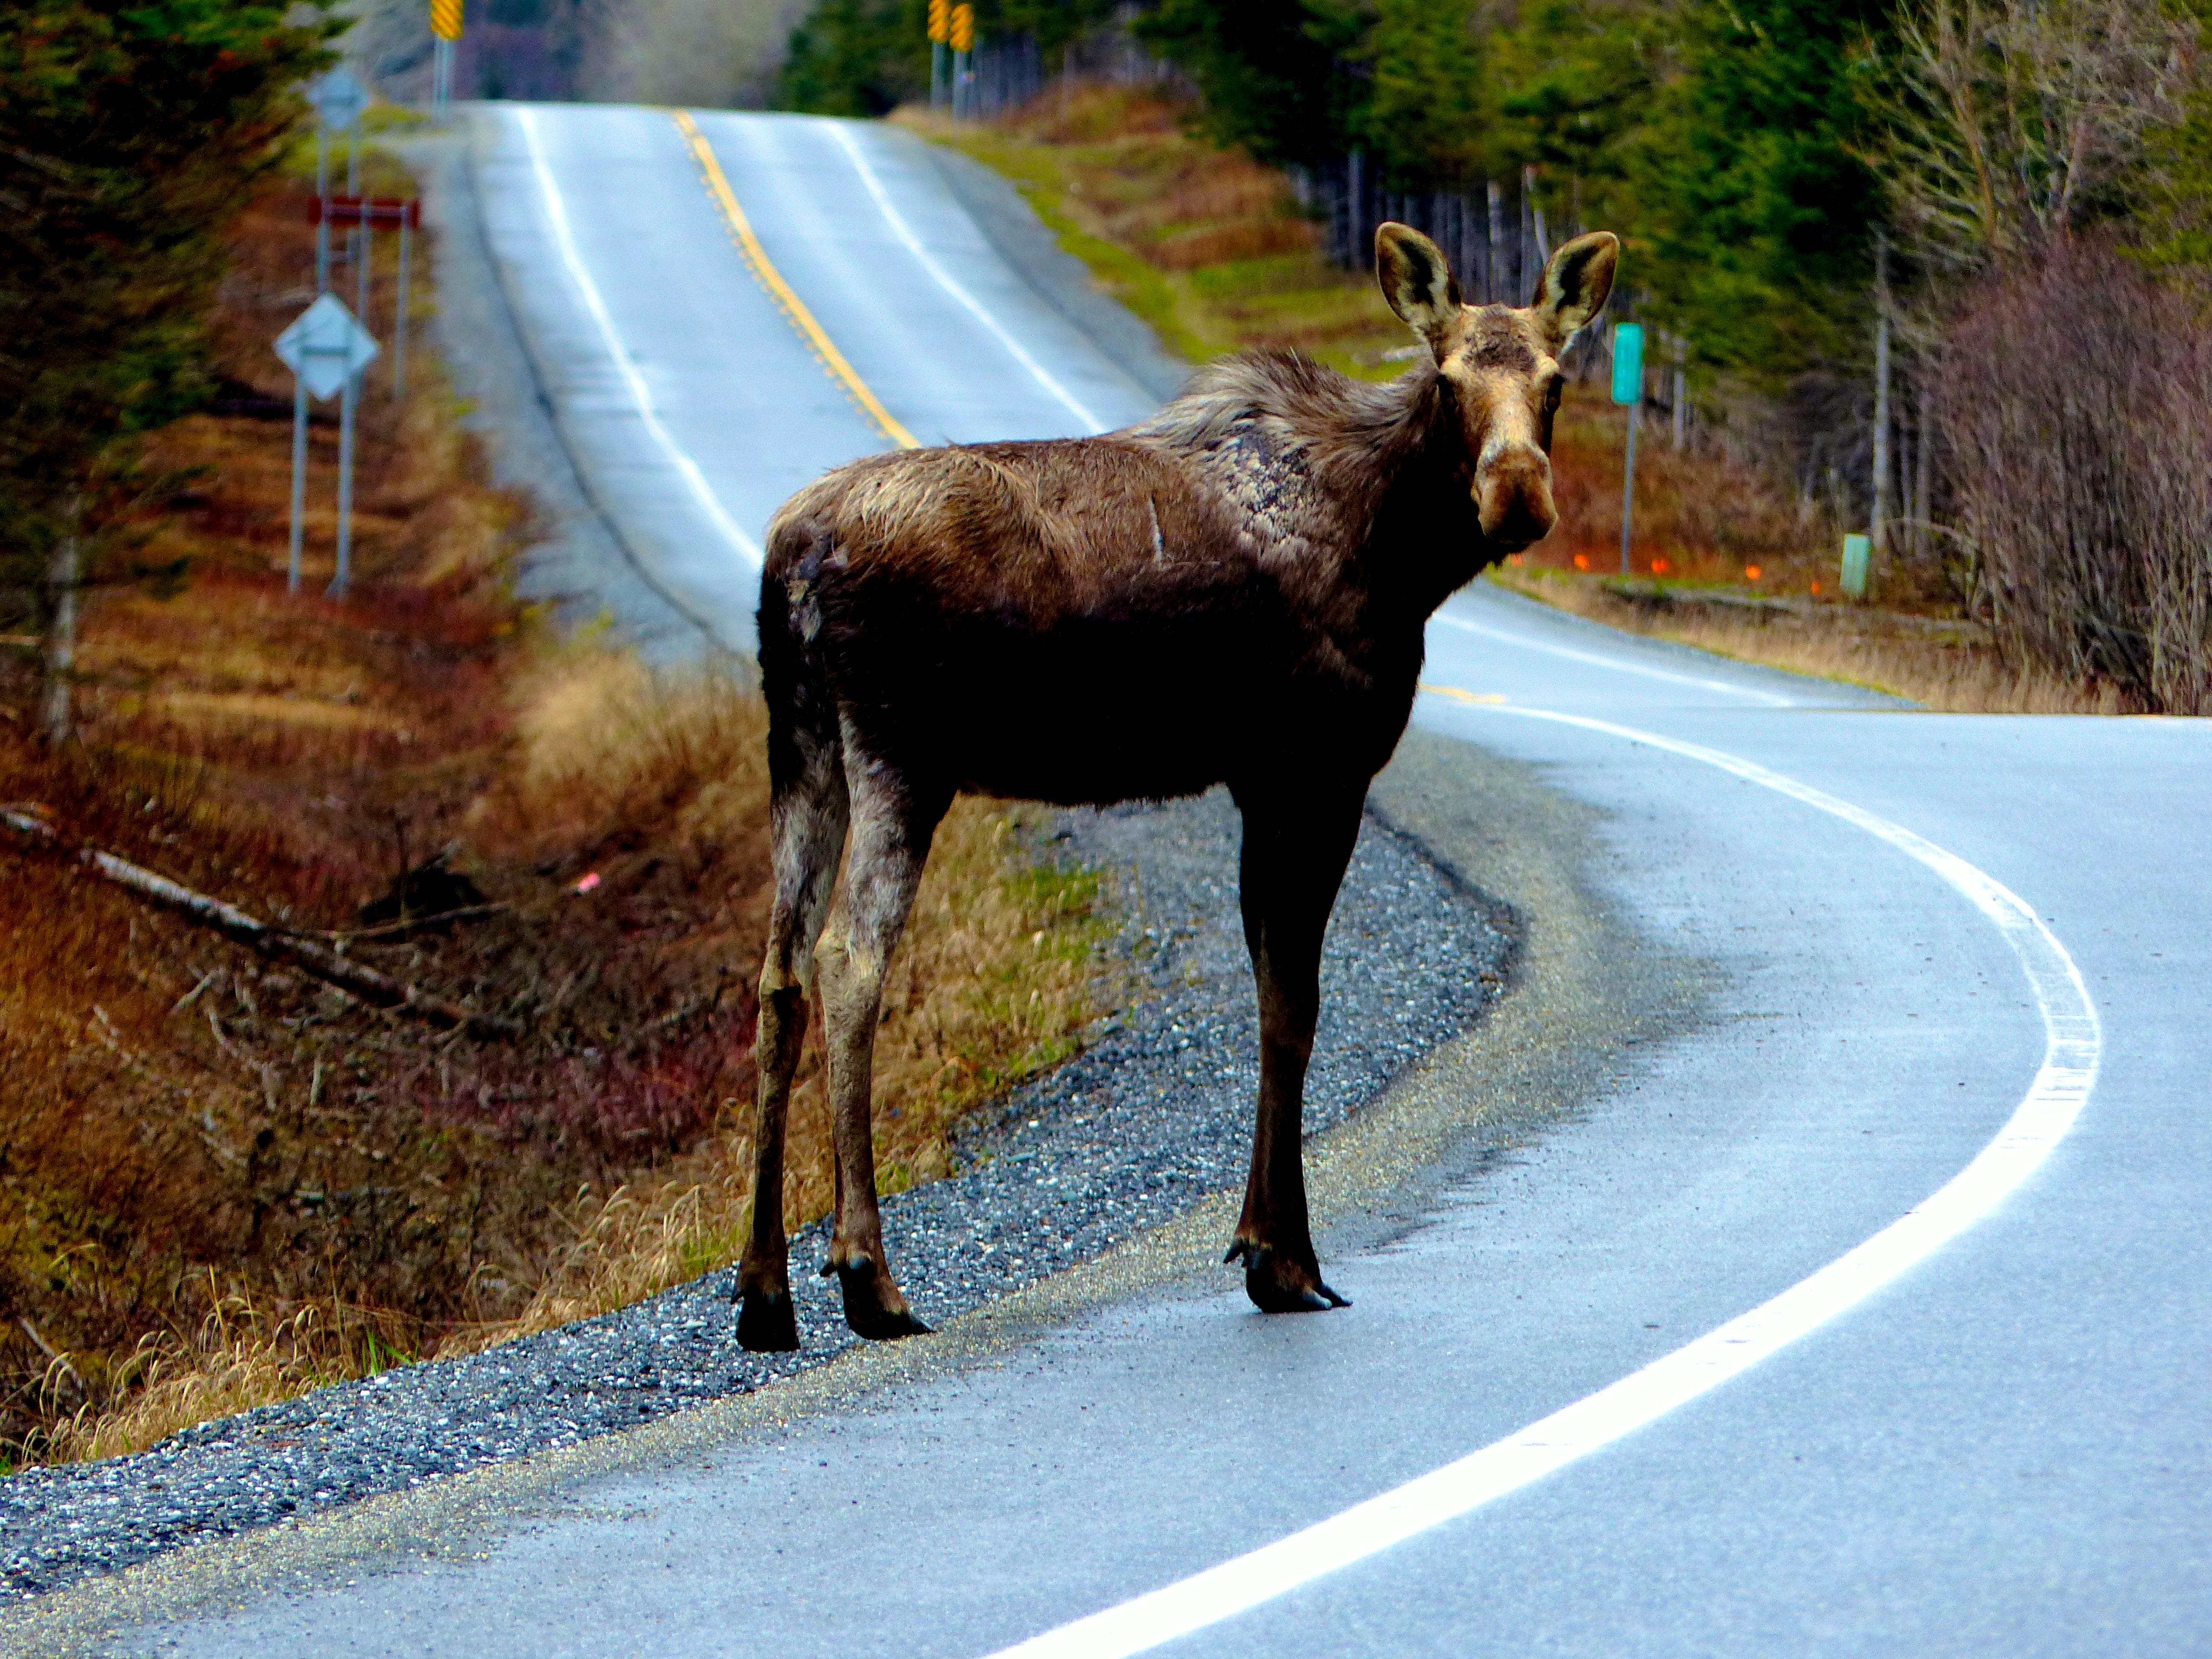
{"left": 1, "top": 806, "right": 520, "bottom": 1041}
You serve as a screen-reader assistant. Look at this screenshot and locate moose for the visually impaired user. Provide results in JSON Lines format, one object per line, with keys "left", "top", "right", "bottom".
{"left": 735, "top": 223, "right": 1618, "bottom": 1349}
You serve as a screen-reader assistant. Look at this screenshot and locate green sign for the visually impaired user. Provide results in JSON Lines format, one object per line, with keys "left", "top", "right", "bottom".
{"left": 1611, "top": 322, "right": 1643, "bottom": 406}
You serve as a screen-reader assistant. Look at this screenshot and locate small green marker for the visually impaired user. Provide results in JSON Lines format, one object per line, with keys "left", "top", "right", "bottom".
{"left": 1841, "top": 533, "right": 1871, "bottom": 600}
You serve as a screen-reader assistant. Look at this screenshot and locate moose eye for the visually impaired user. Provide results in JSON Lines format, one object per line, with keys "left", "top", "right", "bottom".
{"left": 1542, "top": 376, "right": 1564, "bottom": 411}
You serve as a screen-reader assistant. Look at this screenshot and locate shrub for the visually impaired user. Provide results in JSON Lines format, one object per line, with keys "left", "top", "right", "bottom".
{"left": 1935, "top": 240, "right": 2212, "bottom": 712}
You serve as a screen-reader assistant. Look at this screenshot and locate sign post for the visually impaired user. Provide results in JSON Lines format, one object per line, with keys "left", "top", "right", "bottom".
{"left": 1612, "top": 321, "right": 1644, "bottom": 577}
{"left": 928, "top": 0, "right": 949, "bottom": 110}
{"left": 431, "top": 0, "right": 464, "bottom": 125}
{"left": 308, "top": 68, "right": 367, "bottom": 294}
{"left": 275, "top": 295, "right": 381, "bottom": 598}
{"left": 314, "top": 197, "right": 420, "bottom": 400}
{"left": 950, "top": 4, "right": 974, "bottom": 119}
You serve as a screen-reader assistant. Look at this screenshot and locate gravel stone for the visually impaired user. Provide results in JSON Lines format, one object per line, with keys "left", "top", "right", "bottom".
{"left": 0, "top": 789, "right": 1508, "bottom": 1603}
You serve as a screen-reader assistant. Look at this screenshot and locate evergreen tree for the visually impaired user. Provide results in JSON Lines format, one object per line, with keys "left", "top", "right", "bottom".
{"left": 777, "top": 0, "right": 926, "bottom": 117}
{"left": 1351, "top": 0, "right": 1494, "bottom": 187}
{"left": 0, "top": 0, "right": 335, "bottom": 669}
{"left": 1137, "top": 0, "right": 1363, "bottom": 169}
{"left": 1636, "top": 0, "right": 1891, "bottom": 376}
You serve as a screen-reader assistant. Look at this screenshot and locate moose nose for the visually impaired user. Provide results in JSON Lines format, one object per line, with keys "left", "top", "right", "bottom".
{"left": 1476, "top": 449, "right": 1557, "bottom": 549}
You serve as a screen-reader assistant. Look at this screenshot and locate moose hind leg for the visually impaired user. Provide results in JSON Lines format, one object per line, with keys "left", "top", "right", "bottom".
{"left": 737, "top": 751, "right": 849, "bottom": 1353}
{"left": 1227, "top": 782, "right": 1366, "bottom": 1313}
{"left": 815, "top": 761, "right": 945, "bottom": 1340}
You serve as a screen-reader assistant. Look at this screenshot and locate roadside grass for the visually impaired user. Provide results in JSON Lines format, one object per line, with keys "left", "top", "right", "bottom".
{"left": 897, "top": 88, "right": 1402, "bottom": 377}
{"left": 4, "top": 147, "right": 1114, "bottom": 1467}
{"left": 910, "top": 82, "right": 2122, "bottom": 714}
{"left": 1484, "top": 564, "right": 2116, "bottom": 714}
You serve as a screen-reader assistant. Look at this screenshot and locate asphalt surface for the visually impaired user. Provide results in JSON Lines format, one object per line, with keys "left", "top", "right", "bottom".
{"left": 19, "top": 104, "right": 2209, "bottom": 1654}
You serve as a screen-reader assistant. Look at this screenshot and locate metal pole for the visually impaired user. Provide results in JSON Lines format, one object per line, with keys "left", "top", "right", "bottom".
{"left": 394, "top": 214, "right": 410, "bottom": 401}
{"left": 333, "top": 367, "right": 357, "bottom": 599}
{"left": 357, "top": 218, "right": 372, "bottom": 390}
{"left": 288, "top": 366, "right": 309, "bottom": 593}
{"left": 347, "top": 127, "right": 362, "bottom": 284}
{"left": 315, "top": 131, "right": 330, "bottom": 293}
{"left": 933, "top": 40, "right": 947, "bottom": 109}
{"left": 1621, "top": 395, "right": 1640, "bottom": 578}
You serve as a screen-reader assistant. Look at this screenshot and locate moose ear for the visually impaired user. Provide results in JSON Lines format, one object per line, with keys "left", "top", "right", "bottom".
{"left": 1531, "top": 232, "right": 1620, "bottom": 349}
{"left": 1376, "top": 223, "right": 1463, "bottom": 359}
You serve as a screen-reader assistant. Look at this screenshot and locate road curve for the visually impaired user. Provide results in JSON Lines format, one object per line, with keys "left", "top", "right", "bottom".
{"left": 103, "top": 104, "right": 2212, "bottom": 1653}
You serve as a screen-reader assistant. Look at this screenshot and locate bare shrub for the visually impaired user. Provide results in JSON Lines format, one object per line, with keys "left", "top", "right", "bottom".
{"left": 1935, "top": 239, "right": 2212, "bottom": 711}
{"left": 1871, "top": 0, "right": 2194, "bottom": 272}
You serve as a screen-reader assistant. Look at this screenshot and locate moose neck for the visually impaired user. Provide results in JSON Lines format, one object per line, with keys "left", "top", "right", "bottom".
{"left": 1309, "top": 363, "right": 1494, "bottom": 625}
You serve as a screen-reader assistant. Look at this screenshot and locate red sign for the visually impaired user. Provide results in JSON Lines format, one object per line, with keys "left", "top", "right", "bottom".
{"left": 311, "top": 196, "right": 421, "bottom": 229}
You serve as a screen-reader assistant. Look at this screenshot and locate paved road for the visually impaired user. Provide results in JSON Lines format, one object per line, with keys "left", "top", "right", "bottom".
{"left": 467, "top": 103, "right": 1163, "bottom": 646}
{"left": 134, "top": 105, "right": 2211, "bottom": 1653}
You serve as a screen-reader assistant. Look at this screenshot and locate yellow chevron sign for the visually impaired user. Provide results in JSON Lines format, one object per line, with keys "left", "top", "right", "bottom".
{"left": 927, "top": 0, "right": 948, "bottom": 45}
{"left": 949, "top": 2, "right": 973, "bottom": 52}
{"left": 431, "top": 0, "right": 462, "bottom": 42}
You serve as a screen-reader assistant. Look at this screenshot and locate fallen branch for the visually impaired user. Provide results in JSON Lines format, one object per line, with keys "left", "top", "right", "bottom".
{"left": 1, "top": 805, "right": 520, "bottom": 1041}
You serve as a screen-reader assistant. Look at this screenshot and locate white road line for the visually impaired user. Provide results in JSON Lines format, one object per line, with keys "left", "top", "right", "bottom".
{"left": 825, "top": 120, "right": 1108, "bottom": 437}
{"left": 980, "top": 703, "right": 2099, "bottom": 1659}
{"left": 514, "top": 105, "right": 763, "bottom": 570}
{"left": 1434, "top": 609, "right": 1803, "bottom": 707}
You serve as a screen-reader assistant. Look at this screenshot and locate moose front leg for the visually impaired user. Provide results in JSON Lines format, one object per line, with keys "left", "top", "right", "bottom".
{"left": 1227, "top": 782, "right": 1366, "bottom": 1312}
{"left": 814, "top": 771, "right": 942, "bottom": 1340}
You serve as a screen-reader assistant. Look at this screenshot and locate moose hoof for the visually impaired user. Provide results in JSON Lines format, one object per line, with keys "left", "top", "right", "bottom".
{"left": 1227, "top": 1242, "right": 1351, "bottom": 1314}
{"left": 828, "top": 1261, "right": 933, "bottom": 1342}
{"left": 736, "top": 1286, "right": 800, "bottom": 1352}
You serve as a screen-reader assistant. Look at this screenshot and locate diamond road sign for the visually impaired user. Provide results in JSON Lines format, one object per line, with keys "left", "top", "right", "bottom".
{"left": 310, "top": 67, "right": 368, "bottom": 132}
{"left": 275, "top": 294, "right": 379, "bottom": 400}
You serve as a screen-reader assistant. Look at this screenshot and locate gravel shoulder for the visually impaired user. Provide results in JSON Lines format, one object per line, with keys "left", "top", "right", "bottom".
{"left": 0, "top": 786, "right": 1511, "bottom": 1606}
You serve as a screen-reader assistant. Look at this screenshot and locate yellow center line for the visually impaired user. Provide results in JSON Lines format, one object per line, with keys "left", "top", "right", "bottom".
{"left": 671, "top": 109, "right": 921, "bottom": 452}
{"left": 1419, "top": 683, "right": 1509, "bottom": 705}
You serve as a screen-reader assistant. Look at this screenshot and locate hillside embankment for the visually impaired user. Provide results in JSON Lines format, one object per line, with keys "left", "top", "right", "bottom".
{"left": 905, "top": 86, "right": 2112, "bottom": 714}
{"left": 0, "top": 136, "right": 1111, "bottom": 1471}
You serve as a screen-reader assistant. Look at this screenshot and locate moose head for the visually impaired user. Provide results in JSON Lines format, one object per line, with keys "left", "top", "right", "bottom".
{"left": 1376, "top": 223, "right": 1620, "bottom": 552}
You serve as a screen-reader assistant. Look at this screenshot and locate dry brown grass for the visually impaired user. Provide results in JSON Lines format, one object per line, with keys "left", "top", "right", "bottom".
{"left": 44, "top": 1279, "right": 419, "bottom": 1465}
{"left": 1486, "top": 564, "right": 2119, "bottom": 713}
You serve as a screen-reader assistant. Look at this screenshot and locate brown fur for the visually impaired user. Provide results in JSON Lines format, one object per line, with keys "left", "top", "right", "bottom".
{"left": 733, "top": 226, "right": 1618, "bottom": 1346}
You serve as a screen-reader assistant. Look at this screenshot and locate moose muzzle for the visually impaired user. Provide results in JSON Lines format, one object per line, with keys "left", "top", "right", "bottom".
{"left": 1476, "top": 442, "right": 1558, "bottom": 550}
